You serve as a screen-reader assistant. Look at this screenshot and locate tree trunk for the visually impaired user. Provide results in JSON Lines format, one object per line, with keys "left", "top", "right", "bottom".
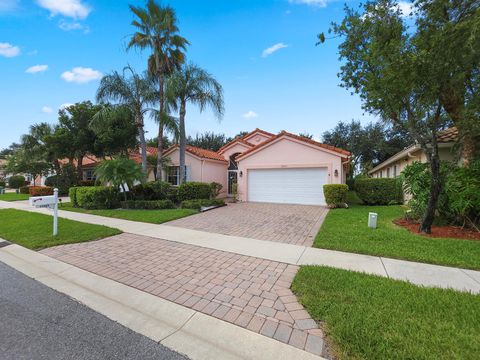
{"left": 137, "top": 115, "right": 148, "bottom": 175}
{"left": 156, "top": 75, "right": 164, "bottom": 181}
{"left": 179, "top": 100, "right": 186, "bottom": 185}
{"left": 419, "top": 140, "right": 441, "bottom": 234}
{"left": 77, "top": 156, "right": 84, "bottom": 182}
{"left": 460, "top": 129, "right": 475, "bottom": 166}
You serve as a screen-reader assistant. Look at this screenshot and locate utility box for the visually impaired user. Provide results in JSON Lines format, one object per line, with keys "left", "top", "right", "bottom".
{"left": 368, "top": 212, "right": 378, "bottom": 229}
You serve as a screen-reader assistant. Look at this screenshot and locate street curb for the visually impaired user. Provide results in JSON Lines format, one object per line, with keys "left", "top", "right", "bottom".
{"left": 0, "top": 244, "right": 325, "bottom": 360}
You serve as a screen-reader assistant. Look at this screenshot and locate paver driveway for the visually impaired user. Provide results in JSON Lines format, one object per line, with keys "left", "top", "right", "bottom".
{"left": 41, "top": 233, "right": 328, "bottom": 357}
{"left": 166, "top": 202, "right": 328, "bottom": 247}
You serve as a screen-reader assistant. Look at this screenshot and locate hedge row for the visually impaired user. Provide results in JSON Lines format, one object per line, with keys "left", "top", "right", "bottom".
{"left": 74, "top": 186, "right": 120, "bottom": 209}
{"left": 323, "top": 184, "right": 348, "bottom": 208}
{"left": 120, "top": 199, "right": 174, "bottom": 210}
{"left": 29, "top": 186, "right": 54, "bottom": 196}
{"left": 354, "top": 178, "right": 403, "bottom": 205}
{"left": 181, "top": 198, "right": 225, "bottom": 210}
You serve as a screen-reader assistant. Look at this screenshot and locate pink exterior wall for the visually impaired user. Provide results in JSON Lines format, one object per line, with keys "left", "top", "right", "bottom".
{"left": 220, "top": 142, "right": 251, "bottom": 161}
{"left": 165, "top": 149, "right": 228, "bottom": 197}
{"left": 243, "top": 132, "right": 272, "bottom": 146}
{"left": 236, "top": 137, "right": 345, "bottom": 202}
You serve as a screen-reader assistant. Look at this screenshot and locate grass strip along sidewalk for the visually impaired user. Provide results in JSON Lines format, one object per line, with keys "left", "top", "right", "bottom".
{"left": 292, "top": 266, "right": 480, "bottom": 360}
{"left": 60, "top": 202, "right": 197, "bottom": 224}
{"left": 0, "top": 209, "right": 121, "bottom": 250}
{"left": 0, "top": 193, "right": 30, "bottom": 202}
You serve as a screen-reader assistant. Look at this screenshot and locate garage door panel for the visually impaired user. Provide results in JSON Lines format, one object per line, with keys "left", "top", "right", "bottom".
{"left": 248, "top": 168, "right": 327, "bottom": 205}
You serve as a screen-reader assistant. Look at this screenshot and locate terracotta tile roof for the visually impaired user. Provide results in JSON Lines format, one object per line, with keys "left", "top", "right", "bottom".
{"left": 437, "top": 127, "right": 458, "bottom": 143}
{"left": 236, "top": 131, "right": 351, "bottom": 160}
{"left": 217, "top": 137, "right": 254, "bottom": 153}
{"left": 164, "top": 144, "right": 227, "bottom": 163}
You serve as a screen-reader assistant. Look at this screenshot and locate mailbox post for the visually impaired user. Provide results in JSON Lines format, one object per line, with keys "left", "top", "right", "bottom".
{"left": 29, "top": 188, "right": 59, "bottom": 236}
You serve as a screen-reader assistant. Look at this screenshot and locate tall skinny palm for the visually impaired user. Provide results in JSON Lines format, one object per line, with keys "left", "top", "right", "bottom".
{"left": 96, "top": 66, "right": 155, "bottom": 174}
{"left": 166, "top": 63, "right": 224, "bottom": 184}
{"left": 128, "top": 0, "right": 189, "bottom": 180}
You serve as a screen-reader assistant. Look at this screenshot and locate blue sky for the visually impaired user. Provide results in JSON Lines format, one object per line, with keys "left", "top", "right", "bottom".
{"left": 0, "top": 0, "right": 388, "bottom": 149}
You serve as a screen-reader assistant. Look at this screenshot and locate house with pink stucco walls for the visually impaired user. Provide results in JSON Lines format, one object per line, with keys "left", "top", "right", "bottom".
{"left": 163, "top": 129, "right": 351, "bottom": 206}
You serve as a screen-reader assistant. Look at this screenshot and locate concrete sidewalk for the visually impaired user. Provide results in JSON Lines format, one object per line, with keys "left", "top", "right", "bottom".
{"left": 0, "top": 243, "right": 325, "bottom": 360}
{"left": 1, "top": 200, "right": 480, "bottom": 294}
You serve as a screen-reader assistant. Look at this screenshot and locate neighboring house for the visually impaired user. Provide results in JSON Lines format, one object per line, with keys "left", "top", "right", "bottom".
{"left": 0, "top": 157, "right": 35, "bottom": 185}
{"left": 165, "top": 128, "right": 351, "bottom": 206}
{"left": 368, "top": 127, "right": 458, "bottom": 179}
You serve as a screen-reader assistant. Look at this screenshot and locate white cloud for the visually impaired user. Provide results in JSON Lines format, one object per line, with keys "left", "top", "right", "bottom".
{"left": 0, "top": 42, "right": 20, "bottom": 58}
{"left": 395, "top": 1, "right": 414, "bottom": 17}
{"left": 0, "top": 0, "right": 19, "bottom": 12}
{"left": 26, "top": 64, "right": 49, "bottom": 74}
{"left": 36, "top": 0, "right": 91, "bottom": 19}
{"left": 42, "top": 106, "right": 53, "bottom": 113}
{"left": 61, "top": 67, "right": 102, "bottom": 84}
{"left": 262, "top": 43, "right": 288, "bottom": 58}
{"left": 243, "top": 111, "right": 258, "bottom": 119}
{"left": 59, "top": 19, "right": 90, "bottom": 33}
{"left": 288, "top": 0, "right": 329, "bottom": 7}
{"left": 59, "top": 103, "right": 74, "bottom": 110}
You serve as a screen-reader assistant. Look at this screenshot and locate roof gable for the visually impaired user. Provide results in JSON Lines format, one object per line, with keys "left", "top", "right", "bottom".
{"left": 242, "top": 128, "right": 274, "bottom": 142}
{"left": 218, "top": 137, "right": 253, "bottom": 154}
{"left": 164, "top": 145, "right": 227, "bottom": 163}
{"left": 236, "top": 131, "right": 351, "bottom": 161}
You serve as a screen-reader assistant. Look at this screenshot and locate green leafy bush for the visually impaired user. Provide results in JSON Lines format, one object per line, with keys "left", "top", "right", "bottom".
{"left": 323, "top": 184, "right": 349, "bottom": 208}
{"left": 79, "top": 180, "right": 96, "bottom": 187}
{"left": 132, "top": 180, "right": 172, "bottom": 201}
{"left": 181, "top": 198, "right": 225, "bottom": 210}
{"left": 19, "top": 185, "right": 30, "bottom": 194}
{"left": 167, "top": 186, "right": 179, "bottom": 203}
{"left": 69, "top": 187, "right": 79, "bottom": 207}
{"left": 76, "top": 186, "right": 119, "bottom": 209}
{"left": 178, "top": 182, "right": 212, "bottom": 201}
{"left": 355, "top": 178, "right": 402, "bottom": 205}
{"left": 45, "top": 164, "right": 78, "bottom": 195}
{"left": 210, "top": 182, "right": 223, "bottom": 198}
{"left": 8, "top": 175, "right": 26, "bottom": 189}
{"left": 120, "top": 199, "right": 174, "bottom": 210}
{"left": 0, "top": 181, "right": 6, "bottom": 188}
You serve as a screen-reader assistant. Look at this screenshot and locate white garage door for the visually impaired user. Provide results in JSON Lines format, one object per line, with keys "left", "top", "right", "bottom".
{"left": 248, "top": 168, "right": 328, "bottom": 205}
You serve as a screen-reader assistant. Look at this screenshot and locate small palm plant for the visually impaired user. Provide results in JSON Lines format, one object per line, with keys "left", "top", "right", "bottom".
{"left": 94, "top": 158, "right": 145, "bottom": 201}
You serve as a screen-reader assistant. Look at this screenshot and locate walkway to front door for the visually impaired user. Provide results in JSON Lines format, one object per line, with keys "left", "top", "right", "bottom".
{"left": 166, "top": 202, "right": 328, "bottom": 247}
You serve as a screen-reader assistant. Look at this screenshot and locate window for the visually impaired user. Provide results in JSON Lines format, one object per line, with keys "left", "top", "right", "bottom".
{"left": 386, "top": 168, "right": 390, "bottom": 178}
{"left": 167, "top": 166, "right": 187, "bottom": 185}
{"left": 83, "top": 169, "right": 96, "bottom": 181}
{"left": 393, "top": 165, "right": 397, "bottom": 177}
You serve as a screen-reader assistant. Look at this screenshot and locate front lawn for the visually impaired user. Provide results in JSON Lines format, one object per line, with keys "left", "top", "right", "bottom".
{"left": 0, "top": 193, "right": 30, "bottom": 201}
{"left": 60, "top": 202, "right": 197, "bottom": 224}
{"left": 314, "top": 203, "right": 480, "bottom": 270}
{"left": 0, "top": 209, "right": 121, "bottom": 249}
{"left": 292, "top": 266, "right": 480, "bottom": 360}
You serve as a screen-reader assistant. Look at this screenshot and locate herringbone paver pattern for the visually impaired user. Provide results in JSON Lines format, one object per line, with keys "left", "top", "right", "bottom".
{"left": 41, "top": 233, "right": 326, "bottom": 356}
{"left": 166, "top": 202, "right": 328, "bottom": 246}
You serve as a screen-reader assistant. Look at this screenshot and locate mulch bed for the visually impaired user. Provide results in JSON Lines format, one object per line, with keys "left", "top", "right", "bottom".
{"left": 393, "top": 218, "right": 480, "bottom": 241}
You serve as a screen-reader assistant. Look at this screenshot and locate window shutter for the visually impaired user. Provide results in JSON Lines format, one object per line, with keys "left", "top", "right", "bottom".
{"left": 186, "top": 166, "right": 191, "bottom": 182}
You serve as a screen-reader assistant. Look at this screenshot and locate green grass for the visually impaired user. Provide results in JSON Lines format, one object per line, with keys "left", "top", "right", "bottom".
{"left": 0, "top": 193, "right": 30, "bottom": 201}
{"left": 314, "top": 194, "right": 480, "bottom": 270}
{"left": 60, "top": 202, "right": 197, "bottom": 224}
{"left": 0, "top": 209, "right": 121, "bottom": 249}
{"left": 292, "top": 266, "right": 480, "bottom": 360}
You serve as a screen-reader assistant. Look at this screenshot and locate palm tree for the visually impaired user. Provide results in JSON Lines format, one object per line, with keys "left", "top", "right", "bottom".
{"left": 166, "top": 63, "right": 224, "bottom": 184}
{"left": 128, "top": 0, "right": 189, "bottom": 180}
{"left": 96, "top": 66, "right": 155, "bottom": 174}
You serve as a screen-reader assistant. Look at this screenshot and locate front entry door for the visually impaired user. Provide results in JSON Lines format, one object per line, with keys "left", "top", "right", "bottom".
{"left": 228, "top": 170, "right": 238, "bottom": 196}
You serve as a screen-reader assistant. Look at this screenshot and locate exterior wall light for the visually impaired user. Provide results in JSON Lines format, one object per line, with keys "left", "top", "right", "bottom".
{"left": 239, "top": 171, "right": 243, "bottom": 177}
{"left": 334, "top": 169, "right": 339, "bottom": 177}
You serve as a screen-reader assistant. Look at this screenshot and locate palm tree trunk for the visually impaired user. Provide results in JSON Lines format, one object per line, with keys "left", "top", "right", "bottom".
{"left": 179, "top": 100, "right": 186, "bottom": 185}
{"left": 137, "top": 115, "right": 148, "bottom": 175}
{"left": 157, "top": 75, "right": 164, "bottom": 181}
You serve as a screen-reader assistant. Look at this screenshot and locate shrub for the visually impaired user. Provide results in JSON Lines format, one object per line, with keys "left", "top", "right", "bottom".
{"left": 0, "top": 180, "right": 6, "bottom": 188}
{"left": 210, "top": 182, "right": 223, "bottom": 198}
{"left": 323, "top": 184, "right": 349, "bottom": 208}
{"left": 167, "top": 186, "right": 179, "bottom": 203}
{"left": 29, "top": 186, "right": 54, "bottom": 196}
{"left": 120, "top": 199, "right": 174, "bottom": 210}
{"left": 132, "top": 180, "right": 172, "bottom": 201}
{"left": 45, "top": 164, "right": 78, "bottom": 195}
{"left": 8, "top": 175, "right": 25, "bottom": 189}
{"left": 354, "top": 178, "right": 402, "bottom": 205}
{"left": 178, "top": 182, "right": 212, "bottom": 201}
{"left": 79, "top": 180, "right": 96, "bottom": 187}
{"left": 181, "top": 198, "right": 225, "bottom": 210}
{"left": 19, "top": 185, "right": 30, "bottom": 194}
{"left": 76, "top": 186, "right": 119, "bottom": 209}
{"left": 69, "top": 187, "right": 79, "bottom": 207}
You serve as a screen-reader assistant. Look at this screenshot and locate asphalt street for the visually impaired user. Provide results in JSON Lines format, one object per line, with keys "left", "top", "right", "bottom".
{"left": 0, "top": 260, "right": 189, "bottom": 360}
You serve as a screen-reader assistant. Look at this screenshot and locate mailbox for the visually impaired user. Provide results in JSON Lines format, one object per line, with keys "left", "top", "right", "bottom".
{"left": 30, "top": 195, "right": 56, "bottom": 208}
